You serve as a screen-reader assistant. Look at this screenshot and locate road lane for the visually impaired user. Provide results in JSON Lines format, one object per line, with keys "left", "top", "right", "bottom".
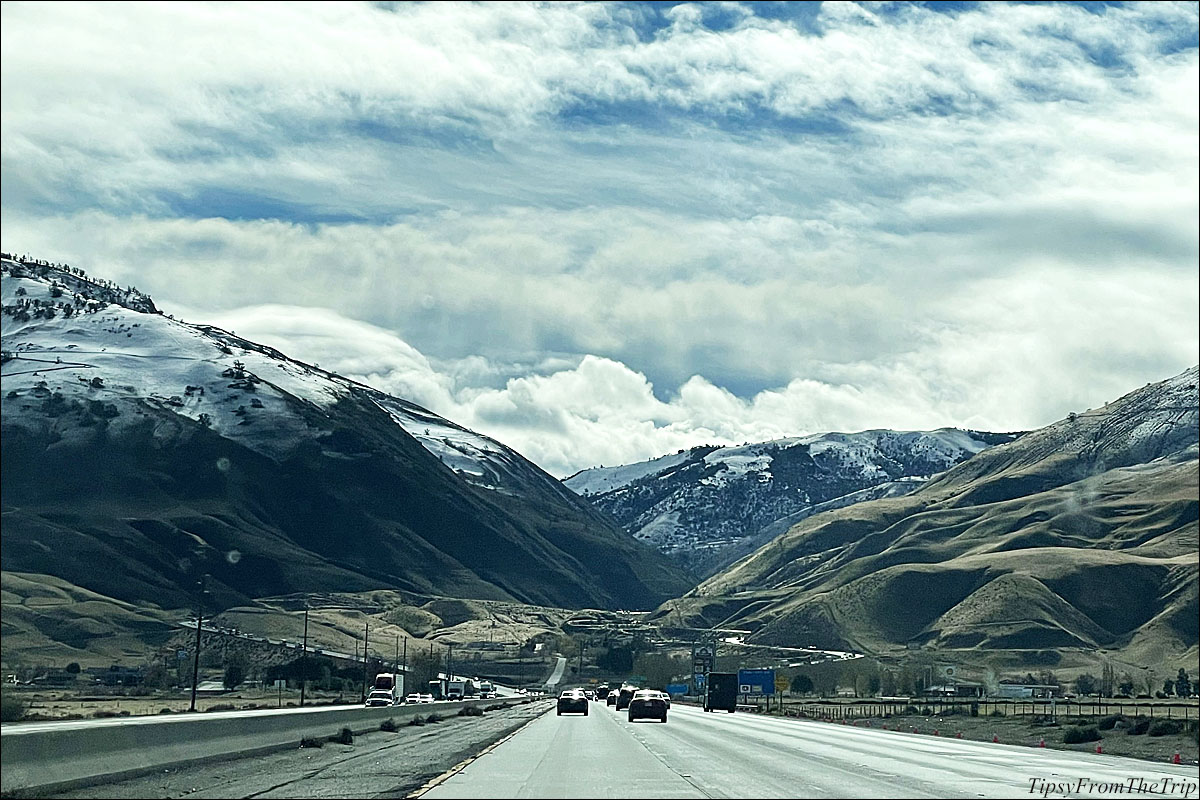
{"left": 421, "top": 701, "right": 705, "bottom": 799}
{"left": 419, "top": 702, "right": 1199, "bottom": 799}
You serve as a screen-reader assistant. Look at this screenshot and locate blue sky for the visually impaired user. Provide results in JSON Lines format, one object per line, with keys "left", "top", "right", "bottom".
{"left": 2, "top": 1, "right": 1197, "bottom": 477}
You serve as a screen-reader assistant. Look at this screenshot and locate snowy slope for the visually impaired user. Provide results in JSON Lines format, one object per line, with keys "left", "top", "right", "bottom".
{"left": 2, "top": 256, "right": 534, "bottom": 494}
{"left": 564, "top": 427, "right": 1019, "bottom": 575}
{"left": 1, "top": 255, "right": 692, "bottom": 611}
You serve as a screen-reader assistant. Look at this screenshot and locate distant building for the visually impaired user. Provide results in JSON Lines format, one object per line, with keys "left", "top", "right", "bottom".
{"left": 992, "top": 683, "right": 1060, "bottom": 699}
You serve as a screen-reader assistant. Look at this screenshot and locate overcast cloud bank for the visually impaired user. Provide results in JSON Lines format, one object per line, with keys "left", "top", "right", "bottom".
{"left": 2, "top": 1, "right": 1196, "bottom": 477}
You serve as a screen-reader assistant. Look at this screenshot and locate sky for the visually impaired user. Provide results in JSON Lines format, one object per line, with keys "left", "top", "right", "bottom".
{"left": 2, "top": 1, "right": 1197, "bottom": 478}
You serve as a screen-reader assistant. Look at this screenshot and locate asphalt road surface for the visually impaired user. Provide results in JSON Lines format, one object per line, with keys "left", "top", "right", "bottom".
{"left": 419, "top": 702, "right": 1199, "bottom": 799}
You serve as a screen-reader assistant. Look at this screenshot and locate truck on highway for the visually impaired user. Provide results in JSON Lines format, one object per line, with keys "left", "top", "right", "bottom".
{"left": 446, "top": 679, "right": 466, "bottom": 700}
{"left": 477, "top": 680, "right": 495, "bottom": 699}
{"left": 704, "top": 672, "right": 738, "bottom": 712}
{"left": 372, "top": 672, "right": 403, "bottom": 701}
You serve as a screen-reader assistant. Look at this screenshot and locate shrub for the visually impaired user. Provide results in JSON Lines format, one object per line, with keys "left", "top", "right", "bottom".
{"left": 299, "top": 737, "right": 324, "bottom": 749}
{"left": 903, "top": 705, "right": 919, "bottom": 715}
{"left": 380, "top": 718, "right": 398, "bottom": 732}
{"left": 921, "top": 707, "right": 934, "bottom": 716}
{"left": 1098, "top": 715, "right": 1125, "bottom": 731}
{"left": 158, "top": 708, "right": 175, "bottom": 714}
{"left": 970, "top": 702, "right": 979, "bottom": 717}
{"left": 458, "top": 705, "right": 484, "bottom": 717}
{"left": 989, "top": 709, "right": 1005, "bottom": 717}
{"left": 329, "top": 727, "right": 354, "bottom": 745}
{"left": 1063, "top": 726, "right": 1101, "bottom": 744}
{"left": 1127, "top": 718, "right": 1151, "bottom": 736}
{"left": 408, "top": 717, "right": 425, "bottom": 726}
{"left": 92, "top": 710, "right": 121, "bottom": 718}
{"left": 206, "top": 703, "right": 236, "bottom": 713}
{"left": 424, "top": 713, "right": 441, "bottom": 724}
{"left": 1148, "top": 720, "right": 1182, "bottom": 737}
{"left": 0, "top": 693, "right": 26, "bottom": 722}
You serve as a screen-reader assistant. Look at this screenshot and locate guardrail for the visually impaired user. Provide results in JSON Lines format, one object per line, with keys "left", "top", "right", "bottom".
{"left": 0, "top": 696, "right": 533, "bottom": 796}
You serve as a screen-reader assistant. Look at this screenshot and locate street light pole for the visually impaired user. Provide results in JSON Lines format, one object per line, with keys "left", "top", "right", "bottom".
{"left": 300, "top": 601, "right": 309, "bottom": 707}
{"left": 361, "top": 620, "right": 370, "bottom": 704}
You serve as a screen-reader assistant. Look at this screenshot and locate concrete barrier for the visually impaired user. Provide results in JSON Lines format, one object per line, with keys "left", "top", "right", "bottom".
{"left": 0, "top": 697, "right": 531, "bottom": 796}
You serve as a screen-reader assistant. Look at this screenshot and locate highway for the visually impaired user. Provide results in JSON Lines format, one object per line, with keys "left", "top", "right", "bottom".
{"left": 420, "top": 702, "right": 1199, "bottom": 799}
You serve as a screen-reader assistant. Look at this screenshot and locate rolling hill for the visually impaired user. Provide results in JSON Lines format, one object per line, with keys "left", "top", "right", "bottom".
{"left": 665, "top": 367, "right": 1199, "bottom": 672}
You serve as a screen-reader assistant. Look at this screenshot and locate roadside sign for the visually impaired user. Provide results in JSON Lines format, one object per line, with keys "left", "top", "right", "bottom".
{"left": 775, "top": 674, "right": 790, "bottom": 694}
{"left": 694, "top": 673, "right": 706, "bottom": 688}
{"left": 666, "top": 683, "right": 688, "bottom": 696}
{"left": 176, "top": 649, "right": 188, "bottom": 660}
{"left": 739, "top": 684, "right": 752, "bottom": 693}
{"left": 738, "top": 668, "right": 775, "bottom": 695}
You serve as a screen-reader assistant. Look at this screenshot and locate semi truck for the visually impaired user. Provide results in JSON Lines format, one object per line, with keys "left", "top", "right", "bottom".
{"left": 372, "top": 672, "right": 403, "bottom": 700}
{"left": 704, "top": 672, "right": 738, "bottom": 712}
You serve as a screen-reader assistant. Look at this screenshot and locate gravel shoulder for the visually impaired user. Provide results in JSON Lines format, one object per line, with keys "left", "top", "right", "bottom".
{"left": 48, "top": 701, "right": 554, "bottom": 799}
{"left": 805, "top": 710, "right": 1199, "bottom": 766}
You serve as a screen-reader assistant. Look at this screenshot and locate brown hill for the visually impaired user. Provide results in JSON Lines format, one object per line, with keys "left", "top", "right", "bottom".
{"left": 666, "top": 367, "right": 1199, "bottom": 673}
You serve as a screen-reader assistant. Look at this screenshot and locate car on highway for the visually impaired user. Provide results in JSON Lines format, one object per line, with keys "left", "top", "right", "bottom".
{"left": 615, "top": 685, "right": 638, "bottom": 711}
{"left": 418, "top": 693, "right": 435, "bottom": 703}
{"left": 655, "top": 690, "right": 671, "bottom": 708}
{"left": 627, "top": 689, "right": 668, "bottom": 723}
{"left": 403, "top": 693, "right": 422, "bottom": 704}
{"left": 606, "top": 691, "right": 617, "bottom": 706}
{"left": 583, "top": 689, "right": 595, "bottom": 701}
{"left": 365, "top": 690, "right": 395, "bottom": 707}
{"left": 557, "top": 688, "right": 589, "bottom": 716}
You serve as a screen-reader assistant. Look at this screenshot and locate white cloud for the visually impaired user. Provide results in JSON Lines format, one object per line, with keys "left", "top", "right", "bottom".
{"left": 2, "top": 1, "right": 1196, "bottom": 476}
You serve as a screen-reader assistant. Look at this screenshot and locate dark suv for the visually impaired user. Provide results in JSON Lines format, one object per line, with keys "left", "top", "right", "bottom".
{"left": 614, "top": 685, "right": 637, "bottom": 711}
{"left": 557, "top": 689, "right": 588, "bottom": 716}
{"left": 627, "top": 689, "right": 668, "bottom": 723}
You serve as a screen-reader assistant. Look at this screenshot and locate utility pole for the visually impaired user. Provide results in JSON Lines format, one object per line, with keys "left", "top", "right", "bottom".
{"left": 447, "top": 643, "right": 453, "bottom": 682}
{"left": 300, "top": 600, "right": 309, "bottom": 707}
{"left": 189, "top": 612, "right": 203, "bottom": 713}
{"left": 188, "top": 575, "right": 210, "bottom": 713}
{"left": 394, "top": 634, "right": 400, "bottom": 673}
{"left": 361, "top": 620, "right": 370, "bottom": 704}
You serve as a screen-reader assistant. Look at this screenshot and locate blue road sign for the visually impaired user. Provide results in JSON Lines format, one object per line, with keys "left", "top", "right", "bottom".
{"left": 694, "top": 673, "right": 706, "bottom": 687}
{"left": 666, "top": 683, "right": 688, "bottom": 696}
{"left": 738, "top": 668, "right": 775, "bottom": 695}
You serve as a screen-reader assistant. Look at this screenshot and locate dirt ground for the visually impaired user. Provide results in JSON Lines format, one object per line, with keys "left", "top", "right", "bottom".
{"left": 794, "top": 709, "right": 1199, "bottom": 766}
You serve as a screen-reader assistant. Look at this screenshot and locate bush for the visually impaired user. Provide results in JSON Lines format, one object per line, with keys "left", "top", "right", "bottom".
{"left": 1098, "top": 715, "right": 1125, "bottom": 731}
{"left": 92, "top": 710, "right": 121, "bottom": 718}
{"left": 921, "top": 706, "right": 934, "bottom": 716}
{"left": 903, "top": 705, "right": 919, "bottom": 715}
{"left": 425, "top": 713, "right": 442, "bottom": 724}
{"left": 1127, "top": 718, "right": 1151, "bottom": 736}
{"left": 989, "top": 709, "right": 1005, "bottom": 717}
{"left": 970, "top": 702, "right": 979, "bottom": 717}
{"left": 1063, "top": 726, "right": 1101, "bottom": 744}
{"left": 380, "top": 718, "right": 398, "bottom": 732}
{"left": 408, "top": 717, "right": 425, "bottom": 726}
{"left": 206, "top": 703, "right": 236, "bottom": 713}
{"left": 158, "top": 707, "right": 175, "bottom": 714}
{"left": 329, "top": 727, "right": 354, "bottom": 745}
{"left": 458, "top": 705, "right": 484, "bottom": 717}
{"left": 1, "top": 693, "right": 26, "bottom": 722}
{"left": 299, "top": 737, "right": 324, "bottom": 749}
{"left": 1148, "top": 720, "right": 1182, "bottom": 737}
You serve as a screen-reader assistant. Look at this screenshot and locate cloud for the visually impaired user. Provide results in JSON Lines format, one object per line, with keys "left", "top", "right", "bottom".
{"left": 1, "top": 1, "right": 1196, "bottom": 476}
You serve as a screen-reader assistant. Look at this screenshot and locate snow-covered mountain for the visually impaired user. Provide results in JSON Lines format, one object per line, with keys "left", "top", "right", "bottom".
{"left": 564, "top": 428, "right": 1021, "bottom": 575}
{"left": 1, "top": 255, "right": 690, "bottom": 611}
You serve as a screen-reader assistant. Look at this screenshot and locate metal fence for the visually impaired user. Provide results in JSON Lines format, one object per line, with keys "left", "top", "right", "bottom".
{"left": 756, "top": 698, "right": 1197, "bottom": 721}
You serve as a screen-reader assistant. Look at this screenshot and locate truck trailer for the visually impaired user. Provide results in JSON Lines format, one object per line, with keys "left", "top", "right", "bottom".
{"left": 704, "top": 672, "right": 738, "bottom": 712}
